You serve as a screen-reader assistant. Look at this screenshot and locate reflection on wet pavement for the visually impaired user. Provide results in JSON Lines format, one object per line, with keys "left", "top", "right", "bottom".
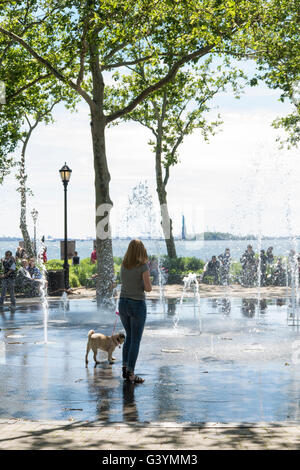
{"left": 1, "top": 297, "right": 300, "bottom": 423}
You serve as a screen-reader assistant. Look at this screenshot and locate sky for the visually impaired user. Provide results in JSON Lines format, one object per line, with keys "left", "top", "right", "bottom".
{"left": 0, "top": 59, "right": 299, "bottom": 240}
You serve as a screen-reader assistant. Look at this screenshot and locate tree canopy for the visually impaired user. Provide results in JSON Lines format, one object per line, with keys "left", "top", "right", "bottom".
{"left": 246, "top": 0, "right": 300, "bottom": 147}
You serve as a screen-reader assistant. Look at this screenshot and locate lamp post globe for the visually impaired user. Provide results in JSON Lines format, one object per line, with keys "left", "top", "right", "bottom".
{"left": 59, "top": 163, "right": 72, "bottom": 185}
{"left": 59, "top": 163, "right": 72, "bottom": 290}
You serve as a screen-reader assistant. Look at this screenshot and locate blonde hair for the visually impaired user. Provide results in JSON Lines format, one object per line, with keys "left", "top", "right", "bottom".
{"left": 123, "top": 239, "right": 148, "bottom": 269}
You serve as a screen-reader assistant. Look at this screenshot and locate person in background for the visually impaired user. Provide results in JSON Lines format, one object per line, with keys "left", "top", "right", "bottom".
{"left": 18, "top": 259, "right": 31, "bottom": 280}
{"left": 273, "top": 257, "right": 286, "bottom": 286}
{"left": 148, "top": 256, "right": 159, "bottom": 285}
{"left": 72, "top": 251, "right": 80, "bottom": 265}
{"left": 15, "top": 245, "right": 26, "bottom": 260}
{"left": 218, "top": 248, "right": 231, "bottom": 285}
{"left": 17, "top": 259, "right": 41, "bottom": 295}
{"left": 259, "top": 249, "right": 268, "bottom": 286}
{"left": 42, "top": 247, "right": 47, "bottom": 263}
{"left": 90, "top": 248, "right": 97, "bottom": 264}
{"left": 28, "top": 258, "right": 42, "bottom": 280}
{"left": 240, "top": 245, "right": 256, "bottom": 287}
{"left": 0, "top": 251, "right": 16, "bottom": 307}
{"left": 266, "top": 246, "right": 274, "bottom": 265}
{"left": 202, "top": 256, "right": 220, "bottom": 285}
{"left": 119, "top": 239, "right": 152, "bottom": 384}
{"left": 28, "top": 258, "right": 47, "bottom": 293}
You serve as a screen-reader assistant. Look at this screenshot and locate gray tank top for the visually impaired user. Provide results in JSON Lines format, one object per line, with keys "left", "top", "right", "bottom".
{"left": 120, "top": 263, "right": 149, "bottom": 300}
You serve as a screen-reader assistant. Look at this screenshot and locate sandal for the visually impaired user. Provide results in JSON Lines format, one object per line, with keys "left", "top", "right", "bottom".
{"left": 127, "top": 372, "right": 144, "bottom": 384}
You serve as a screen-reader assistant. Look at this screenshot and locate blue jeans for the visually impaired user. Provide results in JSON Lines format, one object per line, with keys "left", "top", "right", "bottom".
{"left": 118, "top": 297, "right": 146, "bottom": 373}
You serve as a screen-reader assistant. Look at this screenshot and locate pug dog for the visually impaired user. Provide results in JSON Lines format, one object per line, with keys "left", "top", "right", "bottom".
{"left": 85, "top": 329, "right": 125, "bottom": 366}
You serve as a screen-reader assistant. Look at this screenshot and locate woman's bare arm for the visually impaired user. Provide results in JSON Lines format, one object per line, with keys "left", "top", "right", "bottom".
{"left": 143, "top": 269, "right": 152, "bottom": 292}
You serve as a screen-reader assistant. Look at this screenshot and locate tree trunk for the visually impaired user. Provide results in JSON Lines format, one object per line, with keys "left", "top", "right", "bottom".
{"left": 152, "top": 95, "right": 177, "bottom": 258}
{"left": 156, "top": 178, "right": 177, "bottom": 258}
{"left": 155, "top": 136, "right": 177, "bottom": 258}
{"left": 18, "top": 139, "right": 34, "bottom": 258}
{"left": 90, "top": 107, "right": 115, "bottom": 303}
{"left": 88, "top": 32, "right": 115, "bottom": 304}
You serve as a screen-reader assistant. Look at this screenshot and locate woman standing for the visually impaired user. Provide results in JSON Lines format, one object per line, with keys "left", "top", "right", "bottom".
{"left": 119, "top": 239, "right": 152, "bottom": 384}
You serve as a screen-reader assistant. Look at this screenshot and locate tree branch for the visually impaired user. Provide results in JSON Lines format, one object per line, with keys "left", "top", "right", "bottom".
{"left": 77, "top": 37, "right": 88, "bottom": 86}
{"left": 6, "top": 72, "right": 52, "bottom": 101}
{"left": 88, "top": 30, "right": 105, "bottom": 108}
{"left": 130, "top": 116, "right": 157, "bottom": 136}
{"left": 0, "top": 26, "right": 96, "bottom": 110}
{"left": 106, "top": 44, "right": 214, "bottom": 123}
{"left": 102, "top": 42, "right": 129, "bottom": 64}
{"left": 24, "top": 113, "right": 32, "bottom": 129}
{"left": 102, "top": 54, "right": 155, "bottom": 71}
{"left": 76, "top": 2, "right": 91, "bottom": 87}
{"left": 170, "top": 133, "right": 184, "bottom": 161}
{"left": 213, "top": 49, "right": 259, "bottom": 59}
{"left": 0, "top": 41, "right": 13, "bottom": 66}
{"left": 163, "top": 164, "right": 170, "bottom": 187}
{"left": 161, "top": 89, "right": 168, "bottom": 123}
{"left": 20, "top": 5, "right": 63, "bottom": 33}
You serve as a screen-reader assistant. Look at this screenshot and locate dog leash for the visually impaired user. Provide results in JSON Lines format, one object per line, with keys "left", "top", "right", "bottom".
{"left": 111, "top": 310, "right": 119, "bottom": 335}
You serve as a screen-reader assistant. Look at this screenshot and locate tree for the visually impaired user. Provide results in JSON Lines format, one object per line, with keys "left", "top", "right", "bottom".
{"left": 109, "top": 57, "right": 245, "bottom": 257}
{"left": 0, "top": 24, "right": 77, "bottom": 256}
{"left": 246, "top": 0, "right": 300, "bottom": 147}
{"left": 15, "top": 98, "right": 60, "bottom": 258}
{"left": 0, "top": 5, "right": 48, "bottom": 180}
{"left": 0, "top": 0, "right": 295, "bottom": 301}
{"left": 13, "top": 79, "right": 76, "bottom": 257}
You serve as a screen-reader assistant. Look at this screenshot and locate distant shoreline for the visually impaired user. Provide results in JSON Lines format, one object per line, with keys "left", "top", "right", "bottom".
{"left": 0, "top": 235, "right": 298, "bottom": 242}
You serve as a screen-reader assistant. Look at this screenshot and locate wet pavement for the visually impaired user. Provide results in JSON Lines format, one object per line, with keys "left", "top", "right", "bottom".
{"left": 1, "top": 296, "right": 300, "bottom": 423}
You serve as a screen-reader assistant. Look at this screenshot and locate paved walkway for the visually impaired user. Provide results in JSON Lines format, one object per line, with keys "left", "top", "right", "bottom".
{"left": 0, "top": 419, "right": 299, "bottom": 450}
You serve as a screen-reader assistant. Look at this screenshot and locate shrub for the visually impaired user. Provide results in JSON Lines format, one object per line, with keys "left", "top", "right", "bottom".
{"left": 77, "top": 267, "right": 88, "bottom": 286}
{"left": 230, "top": 261, "right": 243, "bottom": 283}
{"left": 69, "top": 273, "right": 80, "bottom": 288}
{"left": 44, "top": 255, "right": 206, "bottom": 286}
{"left": 79, "top": 258, "right": 97, "bottom": 273}
{"left": 45, "top": 259, "right": 64, "bottom": 270}
{"left": 184, "top": 257, "right": 205, "bottom": 272}
{"left": 167, "top": 269, "right": 183, "bottom": 284}
{"left": 202, "top": 275, "right": 215, "bottom": 285}
{"left": 161, "top": 256, "right": 205, "bottom": 284}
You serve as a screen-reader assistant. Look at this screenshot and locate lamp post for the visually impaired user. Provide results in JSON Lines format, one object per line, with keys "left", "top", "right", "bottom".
{"left": 31, "top": 208, "right": 38, "bottom": 257}
{"left": 59, "top": 163, "right": 72, "bottom": 290}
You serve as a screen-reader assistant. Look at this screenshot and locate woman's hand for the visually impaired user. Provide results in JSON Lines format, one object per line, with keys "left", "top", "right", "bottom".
{"left": 143, "top": 269, "right": 152, "bottom": 292}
